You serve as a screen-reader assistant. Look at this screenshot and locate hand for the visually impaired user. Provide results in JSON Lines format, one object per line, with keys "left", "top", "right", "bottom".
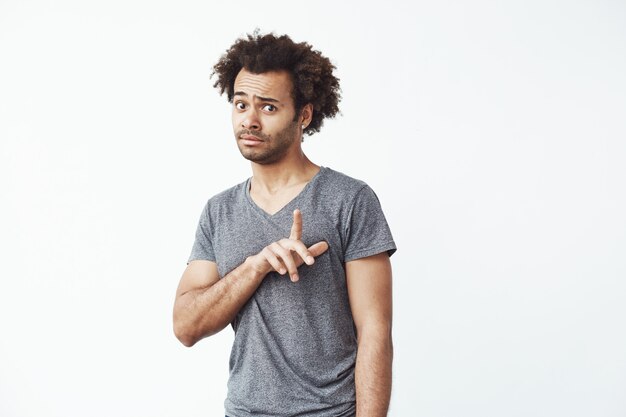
{"left": 250, "top": 209, "right": 329, "bottom": 282}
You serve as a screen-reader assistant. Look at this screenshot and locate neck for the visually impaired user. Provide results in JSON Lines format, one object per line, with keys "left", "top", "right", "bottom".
{"left": 250, "top": 147, "right": 320, "bottom": 194}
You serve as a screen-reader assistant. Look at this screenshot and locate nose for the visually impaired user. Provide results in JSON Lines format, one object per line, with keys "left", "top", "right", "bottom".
{"left": 241, "top": 108, "right": 261, "bottom": 131}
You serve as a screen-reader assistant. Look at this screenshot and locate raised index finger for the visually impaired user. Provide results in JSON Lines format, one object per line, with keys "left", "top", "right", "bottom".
{"left": 289, "top": 209, "right": 302, "bottom": 241}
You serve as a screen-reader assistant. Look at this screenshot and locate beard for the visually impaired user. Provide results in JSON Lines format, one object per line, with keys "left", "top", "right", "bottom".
{"left": 235, "top": 120, "right": 300, "bottom": 165}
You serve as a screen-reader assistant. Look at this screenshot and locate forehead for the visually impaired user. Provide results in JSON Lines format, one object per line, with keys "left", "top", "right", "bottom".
{"left": 233, "top": 68, "right": 293, "bottom": 102}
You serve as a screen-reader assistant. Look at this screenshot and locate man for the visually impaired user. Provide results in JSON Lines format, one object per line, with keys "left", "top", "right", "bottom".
{"left": 173, "top": 31, "right": 396, "bottom": 417}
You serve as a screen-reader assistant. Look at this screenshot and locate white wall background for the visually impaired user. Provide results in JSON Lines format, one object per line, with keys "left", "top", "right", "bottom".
{"left": 1, "top": 0, "right": 625, "bottom": 416}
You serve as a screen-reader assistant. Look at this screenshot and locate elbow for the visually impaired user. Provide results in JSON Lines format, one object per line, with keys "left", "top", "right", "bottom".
{"left": 174, "top": 326, "right": 198, "bottom": 347}
{"left": 173, "top": 303, "right": 226, "bottom": 346}
{"left": 173, "top": 317, "right": 200, "bottom": 347}
{"left": 356, "top": 321, "right": 393, "bottom": 348}
{"left": 173, "top": 316, "right": 223, "bottom": 347}
{"left": 176, "top": 332, "right": 197, "bottom": 348}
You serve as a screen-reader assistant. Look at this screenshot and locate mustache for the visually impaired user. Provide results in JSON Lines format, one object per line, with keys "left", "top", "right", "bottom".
{"left": 237, "top": 129, "right": 270, "bottom": 141}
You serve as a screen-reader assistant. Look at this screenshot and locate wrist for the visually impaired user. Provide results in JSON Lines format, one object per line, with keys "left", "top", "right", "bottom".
{"left": 244, "top": 254, "right": 271, "bottom": 280}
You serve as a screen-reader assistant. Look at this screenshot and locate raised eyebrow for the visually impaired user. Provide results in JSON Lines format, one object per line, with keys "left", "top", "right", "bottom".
{"left": 233, "top": 91, "right": 280, "bottom": 103}
{"left": 258, "top": 96, "right": 280, "bottom": 103}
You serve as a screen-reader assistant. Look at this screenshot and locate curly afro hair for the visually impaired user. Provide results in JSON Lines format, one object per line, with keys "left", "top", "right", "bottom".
{"left": 212, "top": 31, "right": 341, "bottom": 136}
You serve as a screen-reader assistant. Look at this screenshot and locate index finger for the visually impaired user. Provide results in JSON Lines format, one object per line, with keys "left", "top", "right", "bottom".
{"left": 289, "top": 209, "right": 302, "bottom": 241}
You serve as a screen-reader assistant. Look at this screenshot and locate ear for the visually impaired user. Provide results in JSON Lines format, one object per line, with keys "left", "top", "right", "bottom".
{"left": 300, "top": 104, "right": 314, "bottom": 129}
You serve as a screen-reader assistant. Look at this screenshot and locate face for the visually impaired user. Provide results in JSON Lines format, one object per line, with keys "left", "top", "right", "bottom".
{"left": 232, "top": 68, "right": 301, "bottom": 165}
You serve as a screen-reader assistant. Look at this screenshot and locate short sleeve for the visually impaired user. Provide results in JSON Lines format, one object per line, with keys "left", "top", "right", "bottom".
{"left": 344, "top": 185, "right": 397, "bottom": 262}
{"left": 187, "top": 202, "right": 216, "bottom": 264}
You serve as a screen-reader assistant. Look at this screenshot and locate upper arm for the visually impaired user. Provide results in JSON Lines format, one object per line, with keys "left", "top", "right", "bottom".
{"left": 345, "top": 252, "right": 393, "bottom": 338}
{"left": 175, "top": 260, "right": 220, "bottom": 299}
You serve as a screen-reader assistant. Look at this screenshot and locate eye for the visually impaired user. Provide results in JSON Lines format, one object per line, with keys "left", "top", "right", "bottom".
{"left": 235, "top": 101, "right": 246, "bottom": 110}
{"left": 262, "top": 104, "right": 277, "bottom": 112}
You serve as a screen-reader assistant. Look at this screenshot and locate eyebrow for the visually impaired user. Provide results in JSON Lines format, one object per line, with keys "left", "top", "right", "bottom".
{"left": 234, "top": 91, "right": 280, "bottom": 103}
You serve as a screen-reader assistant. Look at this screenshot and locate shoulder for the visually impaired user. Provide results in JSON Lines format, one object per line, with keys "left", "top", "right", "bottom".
{"left": 200, "top": 179, "right": 248, "bottom": 217}
{"left": 313, "top": 167, "right": 383, "bottom": 221}
{"left": 318, "top": 166, "right": 370, "bottom": 197}
{"left": 320, "top": 168, "right": 396, "bottom": 260}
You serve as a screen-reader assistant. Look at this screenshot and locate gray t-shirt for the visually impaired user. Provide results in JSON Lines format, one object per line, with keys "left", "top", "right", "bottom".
{"left": 188, "top": 166, "right": 396, "bottom": 417}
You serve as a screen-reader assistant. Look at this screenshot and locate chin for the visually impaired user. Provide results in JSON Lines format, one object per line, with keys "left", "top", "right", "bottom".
{"left": 239, "top": 149, "right": 271, "bottom": 164}
{"left": 240, "top": 150, "right": 286, "bottom": 165}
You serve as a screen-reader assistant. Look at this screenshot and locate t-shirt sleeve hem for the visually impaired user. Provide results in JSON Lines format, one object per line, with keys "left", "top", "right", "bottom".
{"left": 186, "top": 256, "right": 217, "bottom": 265}
{"left": 344, "top": 241, "right": 397, "bottom": 262}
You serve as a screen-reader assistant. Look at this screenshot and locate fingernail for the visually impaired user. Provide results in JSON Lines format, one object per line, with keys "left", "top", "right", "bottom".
{"left": 292, "top": 274, "right": 299, "bottom": 282}
{"left": 306, "top": 256, "right": 314, "bottom": 265}
{"left": 280, "top": 268, "right": 286, "bottom": 275}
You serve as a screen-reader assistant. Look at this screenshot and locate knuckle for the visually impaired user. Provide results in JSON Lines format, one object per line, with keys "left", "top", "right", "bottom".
{"left": 296, "top": 241, "right": 307, "bottom": 250}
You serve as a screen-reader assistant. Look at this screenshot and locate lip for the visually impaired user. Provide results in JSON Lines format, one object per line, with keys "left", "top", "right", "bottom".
{"left": 239, "top": 133, "right": 264, "bottom": 147}
{"left": 240, "top": 134, "right": 262, "bottom": 142}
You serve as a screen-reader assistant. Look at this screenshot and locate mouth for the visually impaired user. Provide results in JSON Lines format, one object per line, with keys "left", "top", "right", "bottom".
{"left": 239, "top": 133, "right": 266, "bottom": 147}
{"left": 240, "top": 133, "right": 263, "bottom": 142}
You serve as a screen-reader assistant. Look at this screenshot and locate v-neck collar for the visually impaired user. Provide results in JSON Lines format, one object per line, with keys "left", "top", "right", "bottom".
{"left": 244, "top": 166, "right": 326, "bottom": 218}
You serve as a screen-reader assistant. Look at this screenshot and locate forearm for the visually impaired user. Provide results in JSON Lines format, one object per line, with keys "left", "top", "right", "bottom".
{"left": 173, "top": 257, "right": 266, "bottom": 346}
{"left": 174, "top": 209, "right": 329, "bottom": 347}
{"left": 355, "top": 328, "right": 393, "bottom": 417}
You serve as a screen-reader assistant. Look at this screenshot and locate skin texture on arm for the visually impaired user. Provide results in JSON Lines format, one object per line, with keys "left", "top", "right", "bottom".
{"left": 346, "top": 252, "right": 394, "bottom": 417}
{"left": 173, "top": 209, "right": 328, "bottom": 347}
{"left": 173, "top": 258, "right": 264, "bottom": 347}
